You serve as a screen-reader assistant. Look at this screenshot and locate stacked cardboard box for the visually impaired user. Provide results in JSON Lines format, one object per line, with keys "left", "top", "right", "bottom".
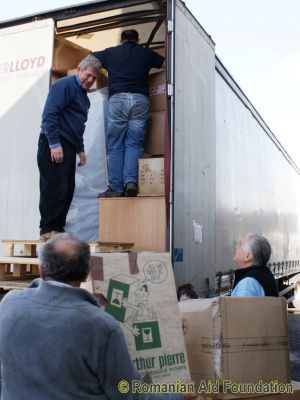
{"left": 179, "top": 297, "right": 291, "bottom": 396}
{"left": 99, "top": 47, "right": 167, "bottom": 249}
{"left": 144, "top": 111, "right": 165, "bottom": 156}
{"left": 138, "top": 158, "right": 164, "bottom": 196}
{"left": 144, "top": 69, "right": 166, "bottom": 161}
{"left": 138, "top": 56, "right": 166, "bottom": 197}
{"left": 149, "top": 70, "right": 166, "bottom": 113}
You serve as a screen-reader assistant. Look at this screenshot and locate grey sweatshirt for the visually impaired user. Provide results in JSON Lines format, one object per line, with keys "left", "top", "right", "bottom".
{"left": 0, "top": 279, "right": 183, "bottom": 400}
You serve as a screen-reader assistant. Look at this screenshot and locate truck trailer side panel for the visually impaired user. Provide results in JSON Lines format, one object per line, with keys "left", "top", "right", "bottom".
{"left": 215, "top": 67, "right": 300, "bottom": 272}
{"left": 172, "top": 1, "right": 300, "bottom": 296}
{"left": 173, "top": 0, "right": 216, "bottom": 296}
{"left": 0, "top": 20, "right": 54, "bottom": 242}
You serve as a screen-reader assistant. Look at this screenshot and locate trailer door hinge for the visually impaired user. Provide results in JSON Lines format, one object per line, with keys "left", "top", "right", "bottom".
{"left": 167, "top": 83, "right": 174, "bottom": 97}
{"left": 167, "top": 20, "right": 174, "bottom": 33}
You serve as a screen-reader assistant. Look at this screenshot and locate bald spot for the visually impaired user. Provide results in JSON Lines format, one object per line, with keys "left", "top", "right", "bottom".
{"left": 52, "top": 238, "right": 81, "bottom": 260}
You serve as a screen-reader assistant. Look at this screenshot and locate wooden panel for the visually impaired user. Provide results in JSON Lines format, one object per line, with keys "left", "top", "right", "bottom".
{"left": 99, "top": 197, "right": 166, "bottom": 252}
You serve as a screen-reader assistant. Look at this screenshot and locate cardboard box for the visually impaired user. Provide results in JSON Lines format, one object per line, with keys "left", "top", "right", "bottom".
{"left": 149, "top": 71, "right": 166, "bottom": 112}
{"left": 144, "top": 111, "right": 165, "bottom": 155}
{"left": 138, "top": 158, "right": 165, "bottom": 196}
{"left": 155, "top": 47, "right": 165, "bottom": 57}
{"left": 53, "top": 36, "right": 90, "bottom": 71}
{"left": 82, "top": 252, "right": 191, "bottom": 383}
{"left": 179, "top": 297, "right": 290, "bottom": 393}
{"left": 99, "top": 197, "right": 166, "bottom": 251}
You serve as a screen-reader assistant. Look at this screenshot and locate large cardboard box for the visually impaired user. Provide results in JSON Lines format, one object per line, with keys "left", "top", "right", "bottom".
{"left": 53, "top": 36, "right": 90, "bottom": 70}
{"left": 82, "top": 252, "right": 191, "bottom": 383}
{"left": 179, "top": 297, "right": 290, "bottom": 393}
{"left": 144, "top": 111, "right": 165, "bottom": 155}
{"left": 138, "top": 158, "right": 165, "bottom": 196}
{"left": 149, "top": 71, "right": 166, "bottom": 112}
{"left": 99, "top": 197, "right": 166, "bottom": 251}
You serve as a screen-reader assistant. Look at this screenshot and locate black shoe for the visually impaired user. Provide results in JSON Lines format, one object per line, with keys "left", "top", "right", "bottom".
{"left": 125, "top": 182, "right": 138, "bottom": 197}
{"left": 97, "top": 187, "right": 124, "bottom": 198}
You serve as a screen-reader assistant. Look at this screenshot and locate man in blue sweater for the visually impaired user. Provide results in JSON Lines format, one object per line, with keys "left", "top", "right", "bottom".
{"left": 0, "top": 234, "right": 196, "bottom": 400}
{"left": 94, "top": 29, "right": 165, "bottom": 197}
{"left": 38, "top": 55, "right": 101, "bottom": 241}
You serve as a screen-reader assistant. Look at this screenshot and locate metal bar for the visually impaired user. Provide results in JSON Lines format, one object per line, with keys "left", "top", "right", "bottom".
{"left": 286, "top": 295, "right": 295, "bottom": 305}
{"left": 57, "top": 9, "right": 164, "bottom": 33}
{"left": 279, "top": 283, "right": 295, "bottom": 297}
{"left": 140, "top": 41, "right": 165, "bottom": 47}
{"left": 145, "top": 18, "right": 164, "bottom": 47}
{"left": 60, "top": 16, "right": 160, "bottom": 37}
{"left": 168, "top": 0, "right": 175, "bottom": 263}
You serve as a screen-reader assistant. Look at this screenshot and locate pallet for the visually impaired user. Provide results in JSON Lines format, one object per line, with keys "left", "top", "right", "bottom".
{"left": 88, "top": 241, "right": 134, "bottom": 253}
{"left": 1, "top": 239, "right": 134, "bottom": 257}
{"left": 0, "top": 280, "right": 30, "bottom": 290}
{"left": 0, "top": 257, "right": 40, "bottom": 280}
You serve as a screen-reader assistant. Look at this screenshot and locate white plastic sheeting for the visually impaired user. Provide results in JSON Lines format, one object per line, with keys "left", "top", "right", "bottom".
{"left": 65, "top": 89, "right": 108, "bottom": 240}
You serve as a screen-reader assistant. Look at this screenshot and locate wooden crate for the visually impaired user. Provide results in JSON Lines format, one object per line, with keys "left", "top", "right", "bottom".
{"left": 99, "top": 197, "right": 166, "bottom": 251}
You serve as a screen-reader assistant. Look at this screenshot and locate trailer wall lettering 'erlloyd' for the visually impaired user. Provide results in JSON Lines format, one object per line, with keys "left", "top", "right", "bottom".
{"left": 0, "top": 0, "right": 300, "bottom": 298}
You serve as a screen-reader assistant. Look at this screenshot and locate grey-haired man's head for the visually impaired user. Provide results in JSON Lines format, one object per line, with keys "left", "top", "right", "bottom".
{"left": 77, "top": 54, "right": 101, "bottom": 91}
{"left": 233, "top": 233, "right": 271, "bottom": 268}
{"left": 39, "top": 233, "right": 91, "bottom": 283}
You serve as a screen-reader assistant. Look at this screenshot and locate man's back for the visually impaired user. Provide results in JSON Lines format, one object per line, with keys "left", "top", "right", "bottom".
{"left": 0, "top": 279, "right": 139, "bottom": 400}
{"left": 94, "top": 41, "right": 164, "bottom": 96}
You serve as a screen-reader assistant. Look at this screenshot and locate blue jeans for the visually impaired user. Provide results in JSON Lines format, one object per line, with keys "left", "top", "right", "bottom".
{"left": 106, "top": 93, "right": 150, "bottom": 192}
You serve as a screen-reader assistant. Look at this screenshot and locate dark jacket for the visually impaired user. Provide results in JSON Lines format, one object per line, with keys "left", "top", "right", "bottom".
{"left": 94, "top": 41, "right": 164, "bottom": 97}
{"left": 232, "top": 265, "right": 279, "bottom": 297}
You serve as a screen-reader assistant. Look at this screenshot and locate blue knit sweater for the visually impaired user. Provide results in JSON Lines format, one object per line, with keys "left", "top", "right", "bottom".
{"left": 0, "top": 279, "right": 183, "bottom": 400}
{"left": 41, "top": 75, "right": 90, "bottom": 153}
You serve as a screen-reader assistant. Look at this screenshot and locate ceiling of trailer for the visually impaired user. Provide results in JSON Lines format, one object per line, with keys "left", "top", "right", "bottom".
{"left": 56, "top": 2, "right": 166, "bottom": 51}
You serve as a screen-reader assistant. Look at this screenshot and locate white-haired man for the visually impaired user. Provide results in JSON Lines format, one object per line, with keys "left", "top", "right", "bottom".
{"left": 231, "top": 233, "right": 279, "bottom": 297}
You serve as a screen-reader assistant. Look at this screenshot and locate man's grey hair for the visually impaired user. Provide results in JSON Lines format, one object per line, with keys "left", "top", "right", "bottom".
{"left": 78, "top": 55, "right": 101, "bottom": 77}
{"left": 39, "top": 233, "right": 91, "bottom": 282}
{"left": 243, "top": 233, "right": 271, "bottom": 266}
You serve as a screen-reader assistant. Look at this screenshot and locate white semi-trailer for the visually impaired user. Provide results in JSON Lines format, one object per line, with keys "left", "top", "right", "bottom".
{"left": 0, "top": 0, "right": 299, "bottom": 299}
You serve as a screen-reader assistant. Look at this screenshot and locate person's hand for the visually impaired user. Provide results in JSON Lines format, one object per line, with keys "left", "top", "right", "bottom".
{"left": 51, "top": 146, "right": 64, "bottom": 163}
{"left": 78, "top": 152, "right": 87, "bottom": 167}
